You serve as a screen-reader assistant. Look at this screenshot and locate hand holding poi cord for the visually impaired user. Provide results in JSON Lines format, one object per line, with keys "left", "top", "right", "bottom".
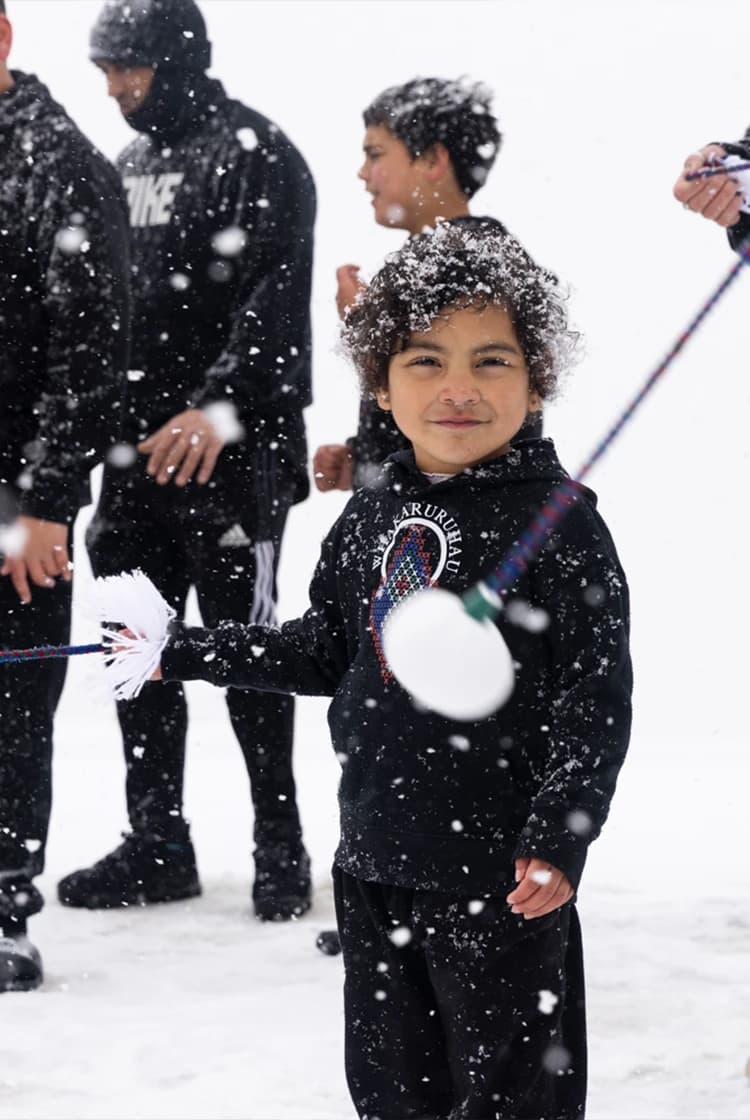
{"left": 382, "top": 240, "right": 750, "bottom": 721}
{"left": 2, "top": 243, "right": 748, "bottom": 715}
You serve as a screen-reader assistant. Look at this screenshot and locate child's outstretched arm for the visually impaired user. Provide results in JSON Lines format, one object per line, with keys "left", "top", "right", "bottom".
{"left": 160, "top": 521, "right": 350, "bottom": 698}
{"left": 514, "top": 501, "right": 633, "bottom": 894}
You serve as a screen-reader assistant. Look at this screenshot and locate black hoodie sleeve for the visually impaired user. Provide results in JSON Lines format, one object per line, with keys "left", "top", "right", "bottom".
{"left": 718, "top": 131, "right": 750, "bottom": 253}
{"left": 190, "top": 135, "right": 315, "bottom": 420}
{"left": 161, "top": 514, "right": 349, "bottom": 695}
{"left": 21, "top": 147, "right": 131, "bottom": 525}
{"left": 513, "top": 501, "right": 633, "bottom": 890}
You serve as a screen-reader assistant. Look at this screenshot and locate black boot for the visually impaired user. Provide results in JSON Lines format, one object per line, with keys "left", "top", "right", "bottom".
{"left": 0, "top": 878, "right": 44, "bottom": 993}
{"left": 0, "top": 922, "right": 43, "bottom": 993}
{"left": 57, "top": 831, "right": 201, "bottom": 909}
{"left": 252, "top": 840, "right": 312, "bottom": 921}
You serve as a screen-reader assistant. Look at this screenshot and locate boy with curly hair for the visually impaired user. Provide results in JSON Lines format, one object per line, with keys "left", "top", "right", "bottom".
{"left": 139, "top": 224, "right": 632, "bottom": 1118}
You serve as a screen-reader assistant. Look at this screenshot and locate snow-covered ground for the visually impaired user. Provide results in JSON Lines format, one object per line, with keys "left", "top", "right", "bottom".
{"left": 3, "top": 1, "right": 750, "bottom": 1117}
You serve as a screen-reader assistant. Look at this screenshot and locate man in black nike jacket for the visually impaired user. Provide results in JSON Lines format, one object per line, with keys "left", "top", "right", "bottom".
{"left": 0, "top": 0, "right": 130, "bottom": 990}
{"left": 58, "top": 0, "right": 316, "bottom": 922}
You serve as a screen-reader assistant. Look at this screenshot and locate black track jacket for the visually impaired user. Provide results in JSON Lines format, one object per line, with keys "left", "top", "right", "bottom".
{"left": 114, "top": 78, "right": 315, "bottom": 511}
{"left": 163, "top": 440, "right": 632, "bottom": 896}
{"left": 0, "top": 72, "right": 130, "bottom": 525}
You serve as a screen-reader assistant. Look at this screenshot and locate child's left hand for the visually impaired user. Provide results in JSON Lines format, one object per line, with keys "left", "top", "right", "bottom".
{"left": 111, "top": 628, "right": 163, "bottom": 681}
{"left": 506, "top": 857, "right": 573, "bottom": 919}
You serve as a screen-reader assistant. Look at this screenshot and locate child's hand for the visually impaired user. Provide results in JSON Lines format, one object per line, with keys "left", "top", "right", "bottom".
{"left": 312, "top": 443, "right": 353, "bottom": 491}
{"left": 335, "top": 264, "right": 365, "bottom": 320}
{"left": 506, "top": 857, "right": 573, "bottom": 919}
{"left": 112, "top": 628, "right": 163, "bottom": 681}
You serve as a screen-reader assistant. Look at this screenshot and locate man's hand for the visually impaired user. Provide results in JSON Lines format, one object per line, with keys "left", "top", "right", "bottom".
{"left": 138, "top": 408, "right": 224, "bottom": 486}
{"left": 506, "top": 857, "right": 573, "bottom": 920}
{"left": 313, "top": 443, "right": 353, "bottom": 491}
{"left": 0, "top": 517, "right": 71, "bottom": 605}
{"left": 336, "top": 264, "right": 365, "bottom": 320}
{"left": 673, "top": 145, "right": 744, "bottom": 228}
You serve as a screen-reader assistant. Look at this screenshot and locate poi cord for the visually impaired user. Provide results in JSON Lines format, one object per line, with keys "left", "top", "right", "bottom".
{"left": 0, "top": 642, "right": 103, "bottom": 666}
{"left": 685, "top": 161, "right": 750, "bottom": 181}
{"left": 463, "top": 241, "right": 750, "bottom": 621}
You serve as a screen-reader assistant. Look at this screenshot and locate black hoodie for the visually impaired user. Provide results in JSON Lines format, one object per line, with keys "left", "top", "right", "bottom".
{"left": 163, "top": 439, "right": 632, "bottom": 896}
{"left": 107, "top": 70, "right": 316, "bottom": 510}
{"left": 0, "top": 72, "right": 130, "bottom": 524}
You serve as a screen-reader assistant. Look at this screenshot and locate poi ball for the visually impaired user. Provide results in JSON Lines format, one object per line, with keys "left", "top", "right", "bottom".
{"left": 382, "top": 587, "right": 515, "bottom": 721}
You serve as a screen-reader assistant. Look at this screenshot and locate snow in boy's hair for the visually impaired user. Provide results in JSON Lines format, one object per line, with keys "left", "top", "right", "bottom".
{"left": 340, "top": 221, "right": 579, "bottom": 399}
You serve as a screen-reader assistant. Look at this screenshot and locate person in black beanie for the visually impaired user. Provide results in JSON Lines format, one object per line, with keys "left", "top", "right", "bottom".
{"left": 57, "top": 0, "right": 316, "bottom": 922}
{"left": 0, "top": 0, "right": 130, "bottom": 990}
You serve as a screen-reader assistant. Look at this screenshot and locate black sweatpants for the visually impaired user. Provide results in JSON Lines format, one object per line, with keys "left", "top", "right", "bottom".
{"left": 0, "top": 555, "right": 72, "bottom": 886}
{"left": 87, "top": 470, "right": 302, "bottom": 847}
{"left": 333, "top": 867, "right": 586, "bottom": 1120}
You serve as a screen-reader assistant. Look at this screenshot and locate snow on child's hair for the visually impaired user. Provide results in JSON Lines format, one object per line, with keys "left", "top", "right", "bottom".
{"left": 341, "top": 222, "right": 578, "bottom": 400}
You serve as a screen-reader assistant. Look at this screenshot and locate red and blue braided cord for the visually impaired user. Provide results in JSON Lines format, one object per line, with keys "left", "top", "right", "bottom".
{"left": 0, "top": 643, "right": 104, "bottom": 666}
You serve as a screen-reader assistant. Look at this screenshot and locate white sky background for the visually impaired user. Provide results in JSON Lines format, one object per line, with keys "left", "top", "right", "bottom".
{"left": 3, "top": 4, "right": 750, "bottom": 1117}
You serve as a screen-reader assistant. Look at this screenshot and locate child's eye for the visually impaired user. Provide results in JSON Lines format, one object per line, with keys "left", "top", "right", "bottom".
{"left": 408, "top": 355, "right": 441, "bottom": 367}
{"left": 477, "top": 356, "right": 510, "bottom": 368}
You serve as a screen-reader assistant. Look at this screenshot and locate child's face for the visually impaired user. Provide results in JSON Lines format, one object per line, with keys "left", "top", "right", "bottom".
{"left": 358, "top": 124, "right": 432, "bottom": 232}
{"left": 378, "top": 305, "right": 541, "bottom": 475}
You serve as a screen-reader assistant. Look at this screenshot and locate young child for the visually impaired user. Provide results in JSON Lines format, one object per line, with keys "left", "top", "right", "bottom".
{"left": 314, "top": 76, "right": 545, "bottom": 494}
{"left": 141, "top": 224, "right": 632, "bottom": 1119}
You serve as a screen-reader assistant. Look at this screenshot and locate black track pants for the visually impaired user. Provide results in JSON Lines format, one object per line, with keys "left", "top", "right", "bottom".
{"left": 87, "top": 480, "right": 302, "bottom": 847}
{"left": 0, "top": 562, "right": 72, "bottom": 880}
{"left": 334, "top": 867, "right": 586, "bottom": 1120}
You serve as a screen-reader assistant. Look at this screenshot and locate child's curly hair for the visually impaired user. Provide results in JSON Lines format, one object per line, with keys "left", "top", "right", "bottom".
{"left": 341, "top": 223, "right": 578, "bottom": 401}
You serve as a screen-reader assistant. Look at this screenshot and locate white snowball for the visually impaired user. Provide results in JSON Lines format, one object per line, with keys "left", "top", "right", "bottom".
{"left": 106, "top": 442, "right": 137, "bottom": 468}
{"left": 211, "top": 226, "right": 247, "bottom": 257}
{"left": 56, "top": 225, "right": 88, "bottom": 255}
{"left": 236, "top": 127, "right": 258, "bottom": 151}
{"left": 0, "top": 520, "right": 28, "bottom": 557}
{"left": 203, "top": 401, "right": 244, "bottom": 444}
{"left": 382, "top": 587, "right": 515, "bottom": 721}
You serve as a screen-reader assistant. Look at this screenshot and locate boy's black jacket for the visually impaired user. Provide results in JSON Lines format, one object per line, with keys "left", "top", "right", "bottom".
{"left": 114, "top": 74, "right": 316, "bottom": 509}
{"left": 0, "top": 72, "right": 130, "bottom": 524}
{"left": 164, "top": 440, "right": 632, "bottom": 895}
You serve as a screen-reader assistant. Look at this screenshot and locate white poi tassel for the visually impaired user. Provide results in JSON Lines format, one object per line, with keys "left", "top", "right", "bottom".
{"left": 96, "top": 570, "right": 176, "bottom": 701}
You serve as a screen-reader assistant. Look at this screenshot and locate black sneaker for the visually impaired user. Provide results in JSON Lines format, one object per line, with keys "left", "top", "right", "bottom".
{"left": 252, "top": 841, "right": 312, "bottom": 921}
{"left": 0, "top": 926, "right": 43, "bottom": 993}
{"left": 57, "top": 832, "right": 201, "bottom": 909}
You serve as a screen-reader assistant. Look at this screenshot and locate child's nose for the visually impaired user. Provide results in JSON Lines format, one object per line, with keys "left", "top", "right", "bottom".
{"left": 439, "top": 378, "right": 481, "bottom": 406}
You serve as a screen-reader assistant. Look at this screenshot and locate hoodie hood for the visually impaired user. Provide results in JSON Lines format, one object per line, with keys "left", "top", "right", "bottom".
{"left": 384, "top": 436, "right": 594, "bottom": 503}
{"left": 90, "top": 0, "right": 212, "bottom": 71}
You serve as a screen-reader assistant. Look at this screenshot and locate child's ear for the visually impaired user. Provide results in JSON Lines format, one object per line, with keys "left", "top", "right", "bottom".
{"left": 528, "top": 389, "right": 542, "bottom": 413}
{"left": 376, "top": 386, "right": 392, "bottom": 411}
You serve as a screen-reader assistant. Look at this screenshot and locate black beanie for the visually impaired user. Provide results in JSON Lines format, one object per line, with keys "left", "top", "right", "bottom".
{"left": 90, "top": 0, "right": 212, "bottom": 71}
